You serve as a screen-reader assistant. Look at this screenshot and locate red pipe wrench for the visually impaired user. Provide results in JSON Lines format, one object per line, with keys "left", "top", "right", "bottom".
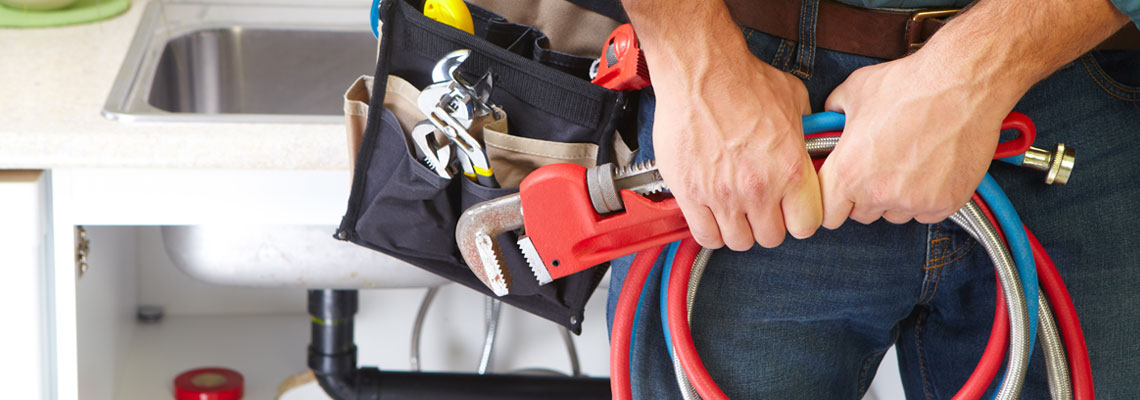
{"left": 455, "top": 162, "right": 684, "bottom": 296}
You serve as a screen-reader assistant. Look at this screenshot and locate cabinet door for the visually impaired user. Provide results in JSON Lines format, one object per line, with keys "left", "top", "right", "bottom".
{"left": 0, "top": 170, "right": 50, "bottom": 399}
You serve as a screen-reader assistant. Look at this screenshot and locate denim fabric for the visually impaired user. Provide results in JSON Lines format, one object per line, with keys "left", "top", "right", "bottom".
{"left": 606, "top": 27, "right": 1140, "bottom": 399}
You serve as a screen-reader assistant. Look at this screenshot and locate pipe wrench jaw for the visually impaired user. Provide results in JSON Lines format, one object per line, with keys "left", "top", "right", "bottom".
{"left": 517, "top": 235, "right": 552, "bottom": 286}
{"left": 456, "top": 193, "right": 524, "bottom": 297}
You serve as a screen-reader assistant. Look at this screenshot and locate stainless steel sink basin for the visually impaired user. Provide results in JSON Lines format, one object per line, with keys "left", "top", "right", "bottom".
{"left": 103, "top": 0, "right": 376, "bottom": 123}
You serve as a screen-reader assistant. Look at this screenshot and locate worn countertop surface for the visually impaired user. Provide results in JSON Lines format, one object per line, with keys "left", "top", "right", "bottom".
{"left": 0, "top": 0, "right": 355, "bottom": 170}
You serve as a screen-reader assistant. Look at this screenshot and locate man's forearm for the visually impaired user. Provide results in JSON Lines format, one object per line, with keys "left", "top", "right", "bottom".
{"left": 620, "top": 0, "right": 755, "bottom": 90}
{"left": 922, "top": 0, "right": 1129, "bottom": 103}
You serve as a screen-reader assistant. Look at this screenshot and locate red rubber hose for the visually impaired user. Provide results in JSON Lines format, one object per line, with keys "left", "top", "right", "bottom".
{"left": 804, "top": 131, "right": 843, "bottom": 139}
{"left": 993, "top": 112, "right": 1037, "bottom": 160}
{"left": 952, "top": 277, "right": 1008, "bottom": 400}
{"left": 667, "top": 238, "right": 729, "bottom": 400}
{"left": 806, "top": 114, "right": 1034, "bottom": 171}
{"left": 1027, "top": 229, "right": 1095, "bottom": 399}
{"left": 612, "top": 245, "right": 667, "bottom": 400}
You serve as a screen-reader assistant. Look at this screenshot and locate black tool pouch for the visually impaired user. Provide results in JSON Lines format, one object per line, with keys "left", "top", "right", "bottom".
{"left": 337, "top": 0, "right": 634, "bottom": 333}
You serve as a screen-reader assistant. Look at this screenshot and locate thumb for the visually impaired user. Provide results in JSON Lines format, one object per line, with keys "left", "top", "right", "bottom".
{"left": 824, "top": 81, "right": 850, "bottom": 114}
{"left": 817, "top": 155, "right": 853, "bottom": 230}
{"left": 782, "top": 157, "right": 823, "bottom": 239}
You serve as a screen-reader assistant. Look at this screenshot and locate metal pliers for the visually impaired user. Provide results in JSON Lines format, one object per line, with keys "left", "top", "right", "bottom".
{"left": 418, "top": 50, "right": 502, "bottom": 187}
{"left": 409, "top": 120, "right": 454, "bottom": 178}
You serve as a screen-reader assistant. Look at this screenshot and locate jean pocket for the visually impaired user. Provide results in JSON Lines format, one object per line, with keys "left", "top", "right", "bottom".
{"left": 1080, "top": 51, "right": 1140, "bottom": 101}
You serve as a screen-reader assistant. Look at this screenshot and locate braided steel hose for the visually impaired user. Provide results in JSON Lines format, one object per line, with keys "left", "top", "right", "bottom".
{"left": 950, "top": 202, "right": 1029, "bottom": 400}
{"left": 672, "top": 347, "right": 701, "bottom": 400}
{"left": 674, "top": 248, "right": 714, "bottom": 400}
{"left": 956, "top": 208, "right": 1072, "bottom": 400}
{"left": 1039, "top": 296, "right": 1073, "bottom": 400}
{"left": 667, "top": 136, "right": 1034, "bottom": 399}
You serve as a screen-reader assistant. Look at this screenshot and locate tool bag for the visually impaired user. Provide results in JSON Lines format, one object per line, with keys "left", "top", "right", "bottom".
{"left": 337, "top": 0, "right": 635, "bottom": 333}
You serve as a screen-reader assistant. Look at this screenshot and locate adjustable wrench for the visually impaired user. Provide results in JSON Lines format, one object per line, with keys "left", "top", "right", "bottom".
{"left": 419, "top": 50, "right": 502, "bottom": 187}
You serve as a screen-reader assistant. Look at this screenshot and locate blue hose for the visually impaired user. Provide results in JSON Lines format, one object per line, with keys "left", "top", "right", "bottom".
{"left": 978, "top": 173, "right": 1040, "bottom": 398}
{"left": 660, "top": 241, "right": 683, "bottom": 358}
{"left": 630, "top": 248, "right": 666, "bottom": 367}
{"left": 801, "top": 112, "right": 846, "bottom": 135}
{"left": 371, "top": 0, "right": 381, "bottom": 39}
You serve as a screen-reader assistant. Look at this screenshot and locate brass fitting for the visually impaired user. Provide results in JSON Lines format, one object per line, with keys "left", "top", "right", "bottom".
{"left": 1021, "top": 144, "right": 1075, "bottom": 185}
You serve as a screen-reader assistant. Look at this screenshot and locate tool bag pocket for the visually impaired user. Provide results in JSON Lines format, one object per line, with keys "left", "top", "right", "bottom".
{"left": 338, "top": 0, "right": 632, "bottom": 332}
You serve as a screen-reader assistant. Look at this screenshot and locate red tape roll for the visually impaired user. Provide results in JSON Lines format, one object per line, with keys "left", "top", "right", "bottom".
{"left": 174, "top": 367, "right": 243, "bottom": 400}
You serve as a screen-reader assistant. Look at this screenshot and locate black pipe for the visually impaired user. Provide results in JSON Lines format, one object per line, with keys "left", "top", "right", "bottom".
{"left": 307, "top": 289, "right": 611, "bottom": 400}
{"left": 363, "top": 371, "right": 609, "bottom": 400}
{"left": 308, "top": 289, "right": 369, "bottom": 400}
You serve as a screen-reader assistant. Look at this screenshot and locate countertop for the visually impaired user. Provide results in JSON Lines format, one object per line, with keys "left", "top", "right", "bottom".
{"left": 0, "top": 0, "right": 352, "bottom": 170}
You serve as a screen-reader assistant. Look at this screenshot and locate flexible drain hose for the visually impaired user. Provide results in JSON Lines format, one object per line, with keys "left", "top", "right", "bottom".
{"left": 955, "top": 203, "right": 1073, "bottom": 400}
{"left": 658, "top": 133, "right": 1034, "bottom": 400}
{"left": 621, "top": 113, "right": 1070, "bottom": 400}
{"left": 1039, "top": 297, "right": 1073, "bottom": 400}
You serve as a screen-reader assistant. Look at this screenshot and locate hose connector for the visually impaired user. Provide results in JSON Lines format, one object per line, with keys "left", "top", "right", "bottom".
{"left": 1021, "top": 144, "right": 1075, "bottom": 185}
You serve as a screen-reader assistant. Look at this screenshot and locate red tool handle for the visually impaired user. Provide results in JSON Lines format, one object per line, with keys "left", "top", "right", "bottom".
{"left": 519, "top": 164, "right": 688, "bottom": 281}
{"left": 591, "top": 24, "right": 651, "bottom": 91}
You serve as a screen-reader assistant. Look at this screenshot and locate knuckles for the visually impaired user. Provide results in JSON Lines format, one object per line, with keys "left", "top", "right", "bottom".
{"left": 755, "top": 232, "right": 786, "bottom": 249}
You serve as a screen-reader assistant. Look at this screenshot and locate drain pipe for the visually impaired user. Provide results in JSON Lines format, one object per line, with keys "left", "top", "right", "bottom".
{"left": 307, "top": 289, "right": 611, "bottom": 400}
{"left": 308, "top": 289, "right": 380, "bottom": 400}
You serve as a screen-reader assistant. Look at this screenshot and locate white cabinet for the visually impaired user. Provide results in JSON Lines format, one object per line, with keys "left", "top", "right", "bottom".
{"left": 33, "top": 168, "right": 611, "bottom": 400}
{"left": 0, "top": 171, "right": 51, "bottom": 400}
{"left": 5, "top": 166, "right": 908, "bottom": 399}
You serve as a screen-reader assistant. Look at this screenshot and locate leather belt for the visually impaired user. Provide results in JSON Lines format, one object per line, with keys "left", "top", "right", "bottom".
{"left": 724, "top": 0, "right": 1140, "bottom": 60}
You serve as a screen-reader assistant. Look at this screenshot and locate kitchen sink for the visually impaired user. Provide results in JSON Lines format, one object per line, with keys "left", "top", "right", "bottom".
{"left": 103, "top": 2, "right": 445, "bottom": 289}
{"left": 103, "top": 0, "right": 376, "bottom": 123}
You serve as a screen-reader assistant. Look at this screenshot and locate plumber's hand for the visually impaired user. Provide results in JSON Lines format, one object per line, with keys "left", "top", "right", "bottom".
{"left": 653, "top": 52, "right": 821, "bottom": 250}
{"left": 819, "top": 50, "right": 1020, "bottom": 227}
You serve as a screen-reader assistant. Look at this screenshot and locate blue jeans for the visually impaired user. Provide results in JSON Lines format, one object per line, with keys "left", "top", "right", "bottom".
{"left": 606, "top": 26, "right": 1140, "bottom": 399}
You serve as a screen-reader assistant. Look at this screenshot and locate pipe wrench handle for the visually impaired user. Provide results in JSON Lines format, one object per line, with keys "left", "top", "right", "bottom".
{"left": 519, "top": 164, "right": 690, "bottom": 282}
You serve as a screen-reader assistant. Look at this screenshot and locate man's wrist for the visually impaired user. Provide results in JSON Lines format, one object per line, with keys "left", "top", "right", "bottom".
{"left": 915, "top": 0, "right": 1130, "bottom": 104}
{"left": 621, "top": 0, "right": 764, "bottom": 93}
{"left": 911, "top": 38, "right": 1027, "bottom": 110}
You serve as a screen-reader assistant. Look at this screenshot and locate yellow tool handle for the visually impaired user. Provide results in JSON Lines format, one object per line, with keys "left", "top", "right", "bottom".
{"left": 424, "top": 0, "right": 474, "bottom": 34}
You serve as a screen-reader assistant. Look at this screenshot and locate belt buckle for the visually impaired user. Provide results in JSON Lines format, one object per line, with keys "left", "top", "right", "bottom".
{"left": 907, "top": 9, "right": 960, "bottom": 52}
